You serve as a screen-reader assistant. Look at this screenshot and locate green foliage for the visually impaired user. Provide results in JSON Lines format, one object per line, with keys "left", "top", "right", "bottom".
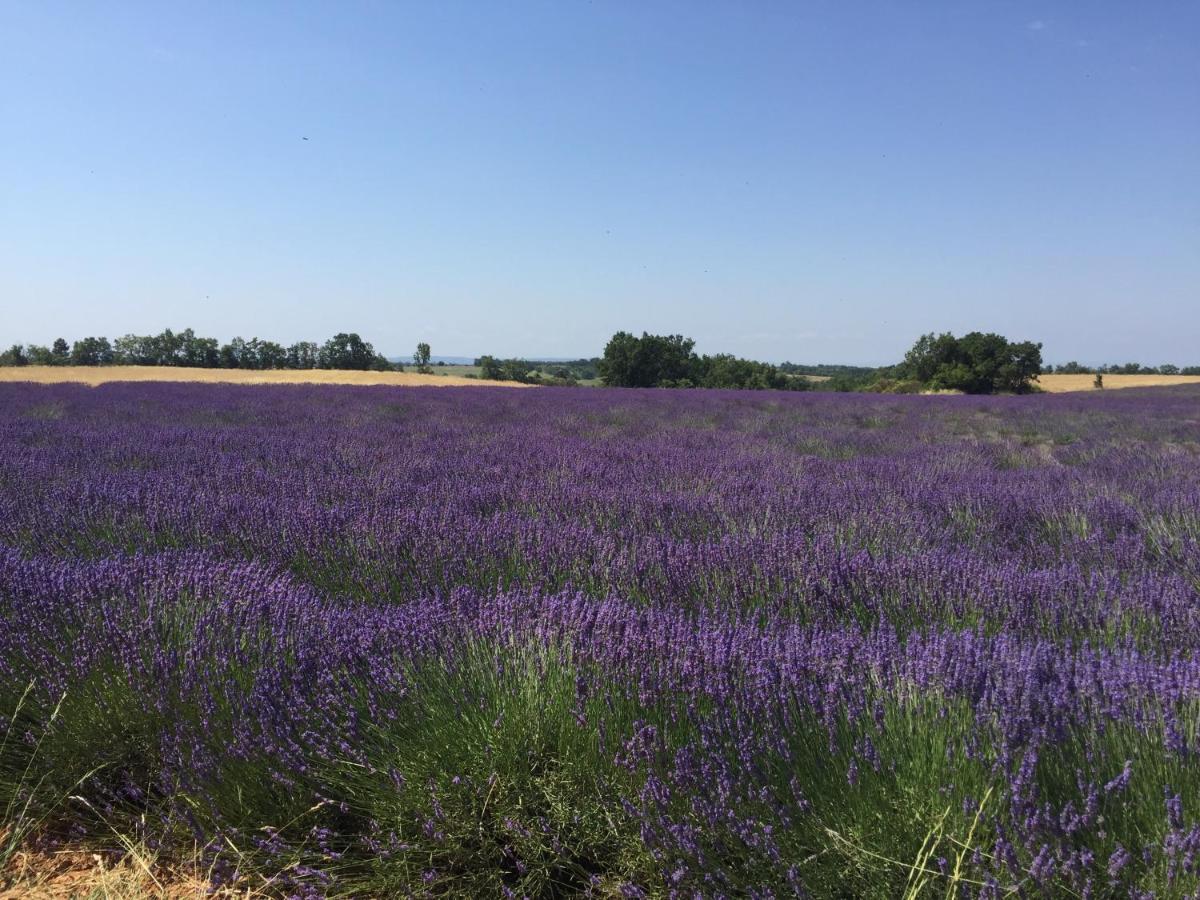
{"left": 24, "top": 345, "right": 56, "bottom": 366}
{"left": 1057, "top": 360, "right": 1092, "bottom": 374}
{"left": 476, "top": 356, "right": 579, "bottom": 385}
{"left": 598, "top": 332, "right": 808, "bottom": 390}
{"left": 414, "top": 342, "right": 433, "bottom": 374}
{"left": 70, "top": 336, "right": 115, "bottom": 366}
{"left": 478, "top": 354, "right": 503, "bottom": 381}
{"left": 0, "top": 329, "right": 402, "bottom": 372}
{"left": 255, "top": 340, "right": 287, "bottom": 369}
{"left": 900, "top": 331, "right": 1043, "bottom": 394}
{"left": 476, "top": 357, "right": 598, "bottom": 383}
{"left": 692, "top": 353, "right": 804, "bottom": 390}
{"left": 598, "top": 331, "right": 695, "bottom": 387}
{"left": 867, "top": 377, "right": 925, "bottom": 394}
{"left": 111, "top": 328, "right": 219, "bottom": 367}
{"left": 324, "top": 640, "right": 653, "bottom": 896}
{"left": 320, "top": 333, "right": 380, "bottom": 370}
{"left": 0, "top": 687, "right": 113, "bottom": 885}
{"left": 4, "top": 616, "right": 1198, "bottom": 897}
{"left": 286, "top": 340, "right": 321, "bottom": 369}
{"left": 1046, "top": 361, "right": 1194, "bottom": 377}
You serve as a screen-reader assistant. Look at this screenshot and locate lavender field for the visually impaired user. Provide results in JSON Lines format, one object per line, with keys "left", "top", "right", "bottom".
{"left": 2, "top": 382, "right": 1199, "bottom": 898}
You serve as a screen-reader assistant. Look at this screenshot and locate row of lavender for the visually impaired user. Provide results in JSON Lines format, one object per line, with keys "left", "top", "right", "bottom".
{"left": 1, "top": 382, "right": 1198, "bottom": 897}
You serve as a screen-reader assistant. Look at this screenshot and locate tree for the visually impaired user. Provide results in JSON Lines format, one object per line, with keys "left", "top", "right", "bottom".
{"left": 996, "top": 339, "right": 1043, "bottom": 393}
{"left": 220, "top": 337, "right": 250, "bottom": 369}
{"left": 414, "top": 342, "right": 432, "bottom": 374}
{"left": 598, "top": 331, "right": 696, "bottom": 387}
{"left": 256, "top": 340, "right": 287, "bottom": 370}
{"left": 902, "top": 332, "right": 961, "bottom": 384}
{"left": 25, "top": 345, "right": 56, "bottom": 366}
{"left": 1159, "top": 364, "right": 1180, "bottom": 375}
{"left": 0, "top": 344, "right": 27, "bottom": 366}
{"left": 597, "top": 332, "right": 642, "bottom": 386}
{"left": 501, "top": 359, "right": 538, "bottom": 383}
{"left": 693, "top": 354, "right": 802, "bottom": 390}
{"left": 71, "top": 337, "right": 114, "bottom": 366}
{"left": 478, "top": 355, "right": 503, "bottom": 381}
{"left": 287, "top": 341, "right": 320, "bottom": 369}
{"left": 14, "top": 328, "right": 400, "bottom": 371}
{"left": 320, "top": 333, "right": 378, "bottom": 370}
{"left": 112, "top": 333, "right": 158, "bottom": 364}
{"left": 178, "top": 329, "right": 220, "bottom": 367}
{"left": 900, "top": 331, "right": 1042, "bottom": 394}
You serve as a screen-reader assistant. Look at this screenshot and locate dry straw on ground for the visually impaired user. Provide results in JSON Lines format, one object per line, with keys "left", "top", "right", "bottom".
{"left": 1, "top": 843, "right": 221, "bottom": 899}
{"left": 0, "top": 366, "right": 530, "bottom": 388}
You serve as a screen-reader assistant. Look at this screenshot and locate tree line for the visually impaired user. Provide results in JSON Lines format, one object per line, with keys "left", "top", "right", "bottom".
{"left": 597, "top": 330, "right": 1050, "bottom": 394}
{"left": 471, "top": 357, "right": 599, "bottom": 385}
{"left": 6, "top": 325, "right": 1194, "bottom": 391}
{"left": 0, "top": 329, "right": 402, "bottom": 372}
{"left": 1045, "top": 361, "right": 1200, "bottom": 376}
{"left": 597, "top": 332, "right": 813, "bottom": 390}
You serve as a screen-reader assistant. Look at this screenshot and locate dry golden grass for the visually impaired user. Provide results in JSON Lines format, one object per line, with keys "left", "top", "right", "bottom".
{"left": 0, "top": 844, "right": 221, "bottom": 900}
{"left": 0, "top": 366, "right": 530, "bottom": 388}
{"left": 1037, "top": 373, "right": 1200, "bottom": 393}
{"left": 5, "top": 367, "right": 1196, "bottom": 394}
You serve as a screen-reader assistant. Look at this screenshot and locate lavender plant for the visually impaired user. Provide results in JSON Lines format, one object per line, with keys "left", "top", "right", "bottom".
{"left": 1, "top": 382, "right": 1198, "bottom": 896}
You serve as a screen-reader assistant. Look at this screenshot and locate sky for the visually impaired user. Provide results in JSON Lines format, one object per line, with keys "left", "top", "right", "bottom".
{"left": 1, "top": 2, "right": 1197, "bottom": 365}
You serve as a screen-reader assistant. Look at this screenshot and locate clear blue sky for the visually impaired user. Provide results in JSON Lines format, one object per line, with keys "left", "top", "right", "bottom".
{"left": 2, "top": 2, "right": 1197, "bottom": 365}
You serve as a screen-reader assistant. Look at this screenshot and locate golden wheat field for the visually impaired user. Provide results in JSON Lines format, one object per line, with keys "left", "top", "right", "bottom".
{"left": 1036, "top": 373, "right": 1200, "bottom": 393}
{"left": 4, "top": 367, "right": 1197, "bottom": 394}
{"left": 0, "top": 366, "right": 530, "bottom": 388}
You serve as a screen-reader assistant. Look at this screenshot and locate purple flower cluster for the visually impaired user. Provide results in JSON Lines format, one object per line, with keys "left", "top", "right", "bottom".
{"left": 1, "top": 382, "right": 1198, "bottom": 896}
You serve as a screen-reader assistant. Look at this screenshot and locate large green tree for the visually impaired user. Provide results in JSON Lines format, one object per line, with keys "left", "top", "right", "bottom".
{"left": 901, "top": 331, "right": 1043, "bottom": 394}
{"left": 320, "top": 333, "right": 379, "bottom": 370}
{"left": 598, "top": 331, "right": 696, "bottom": 387}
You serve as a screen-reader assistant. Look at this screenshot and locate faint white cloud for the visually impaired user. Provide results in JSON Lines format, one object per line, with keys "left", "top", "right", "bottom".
{"left": 1027, "top": 19, "right": 1048, "bottom": 32}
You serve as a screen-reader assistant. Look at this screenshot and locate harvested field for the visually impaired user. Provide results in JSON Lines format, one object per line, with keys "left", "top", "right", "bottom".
{"left": 0, "top": 365, "right": 528, "bottom": 388}
{"left": 1037, "top": 372, "right": 1200, "bottom": 392}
